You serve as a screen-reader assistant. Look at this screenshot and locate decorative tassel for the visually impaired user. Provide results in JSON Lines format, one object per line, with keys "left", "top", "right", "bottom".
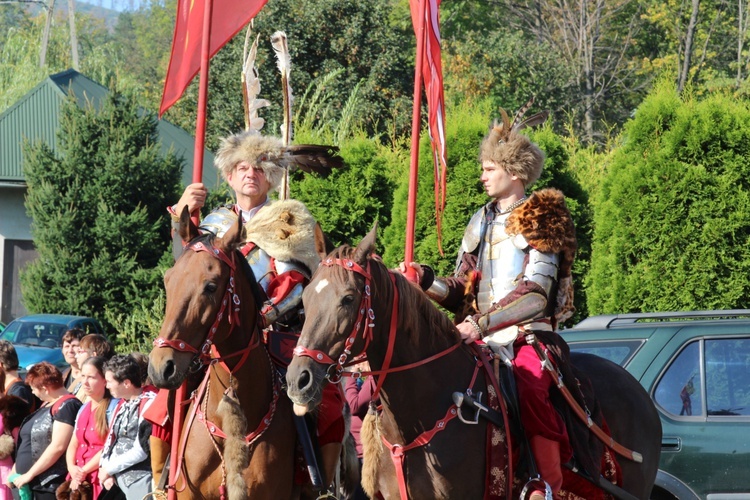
{"left": 360, "top": 408, "right": 382, "bottom": 498}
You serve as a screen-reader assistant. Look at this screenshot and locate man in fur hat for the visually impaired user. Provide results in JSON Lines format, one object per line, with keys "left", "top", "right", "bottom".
{"left": 400, "top": 118, "right": 577, "bottom": 499}
{"left": 164, "top": 131, "right": 346, "bottom": 489}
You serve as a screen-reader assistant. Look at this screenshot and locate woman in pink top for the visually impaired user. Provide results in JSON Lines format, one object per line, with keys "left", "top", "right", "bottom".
{"left": 65, "top": 357, "right": 117, "bottom": 499}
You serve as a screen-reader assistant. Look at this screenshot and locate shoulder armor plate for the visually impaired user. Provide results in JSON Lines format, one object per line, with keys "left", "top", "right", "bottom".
{"left": 461, "top": 206, "right": 486, "bottom": 254}
{"left": 200, "top": 205, "right": 238, "bottom": 238}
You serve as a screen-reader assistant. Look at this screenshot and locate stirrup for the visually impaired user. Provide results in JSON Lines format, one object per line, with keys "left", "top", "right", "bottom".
{"left": 144, "top": 490, "right": 168, "bottom": 500}
{"left": 520, "top": 477, "right": 553, "bottom": 500}
{"left": 316, "top": 489, "right": 338, "bottom": 500}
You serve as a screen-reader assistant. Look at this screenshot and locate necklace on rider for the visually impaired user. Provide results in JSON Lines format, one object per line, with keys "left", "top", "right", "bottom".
{"left": 497, "top": 196, "right": 527, "bottom": 215}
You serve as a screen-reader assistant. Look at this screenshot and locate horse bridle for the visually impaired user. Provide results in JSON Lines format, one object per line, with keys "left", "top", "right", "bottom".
{"left": 293, "top": 257, "right": 376, "bottom": 383}
{"left": 153, "top": 240, "right": 258, "bottom": 372}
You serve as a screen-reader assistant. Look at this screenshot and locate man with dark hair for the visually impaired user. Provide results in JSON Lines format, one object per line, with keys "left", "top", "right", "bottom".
{"left": 100, "top": 355, "right": 156, "bottom": 500}
{"left": 61, "top": 328, "right": 86, "bottom": 391}
{"left": 0, "top": 340, "right": 37, "bottom": 413}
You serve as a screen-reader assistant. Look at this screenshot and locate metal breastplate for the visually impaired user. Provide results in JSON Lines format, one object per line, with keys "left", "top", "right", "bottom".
{"left": 476, "top": 211, "right": 528, "bottom": 314}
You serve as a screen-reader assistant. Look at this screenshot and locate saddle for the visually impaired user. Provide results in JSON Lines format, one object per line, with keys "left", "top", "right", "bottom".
{"left": 455, "top": 334, "right": 621, "bottom": 497}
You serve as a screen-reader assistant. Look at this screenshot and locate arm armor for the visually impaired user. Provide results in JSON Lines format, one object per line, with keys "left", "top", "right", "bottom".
{"left": 261, "top": 282, "right": 304, "bottom": 328}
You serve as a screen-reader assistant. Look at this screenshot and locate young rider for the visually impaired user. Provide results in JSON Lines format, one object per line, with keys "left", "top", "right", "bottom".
{"left": 401, "top": 114, "right": 577, "bottom": 499}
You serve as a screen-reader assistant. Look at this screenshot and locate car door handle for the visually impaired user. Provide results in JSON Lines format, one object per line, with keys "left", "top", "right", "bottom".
{"left": 662, "top": 437, "right": 682, "bottom": 452}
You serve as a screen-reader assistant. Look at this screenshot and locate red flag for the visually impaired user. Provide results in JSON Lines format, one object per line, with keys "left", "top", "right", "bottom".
{"left": 410, "top": 0, "right": 447, "bottom": 250}
{"left": 160, "top": 0, "right": 268, "bottom": 116}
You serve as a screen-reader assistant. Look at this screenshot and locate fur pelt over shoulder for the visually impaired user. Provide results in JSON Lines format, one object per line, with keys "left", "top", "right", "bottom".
{"left": 243, "top": 200, "right": 321, "bottom": 274}
{"left": 506, "top": 188, "right": 577, "bottom": 325}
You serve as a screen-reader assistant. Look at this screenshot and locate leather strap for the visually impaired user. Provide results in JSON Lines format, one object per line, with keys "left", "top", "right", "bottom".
{"left": 527, "top": 335, "right": 643, "bottom": 464}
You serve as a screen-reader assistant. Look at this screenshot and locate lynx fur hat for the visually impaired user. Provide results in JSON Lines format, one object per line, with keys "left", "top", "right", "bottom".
{"left": 214, "top": 131, "right": 345, "bottom": 192}
{"left": 215, "top": 132, "right": 286, "bottom": 190}
{"left": 479, "top": 98, "right": 549, "bottom": 187}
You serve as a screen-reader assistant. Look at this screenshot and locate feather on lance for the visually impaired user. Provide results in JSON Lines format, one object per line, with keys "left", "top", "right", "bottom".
{"left": 271, "top": 31, "right": 293, "bottom": 146}
{"left": 242, "top": 23, "right": 271, "bottom": 134}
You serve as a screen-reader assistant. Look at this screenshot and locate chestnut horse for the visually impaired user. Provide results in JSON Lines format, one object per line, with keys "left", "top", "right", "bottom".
{"left": 149, "top": 211, "right": 296, "bottom": 499}
{"left": 286, "top": 227, "right": 662, "bottom": 499}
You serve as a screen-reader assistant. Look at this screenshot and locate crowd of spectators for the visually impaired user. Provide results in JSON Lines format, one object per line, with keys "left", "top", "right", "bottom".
{"left": 0, "top": 329, "right": 381, "bottom": 500}
{"left": 0, "top": 332, "right": 155, "bottom": 500}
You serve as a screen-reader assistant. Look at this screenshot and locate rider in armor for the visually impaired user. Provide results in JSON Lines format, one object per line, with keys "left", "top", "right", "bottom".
{"left": 161, "top": 130, "right": 346, "bottom": 490}
{"left": 401, "top": 110, "right": 577, "bottom": 499}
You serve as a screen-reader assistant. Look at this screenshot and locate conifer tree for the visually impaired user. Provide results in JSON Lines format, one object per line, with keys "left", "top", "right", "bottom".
{"left": 20, "top": 91, "right": 182, "bottom": 339}
{"left": 587, "top": 82, "right": 750, "bottom": 314}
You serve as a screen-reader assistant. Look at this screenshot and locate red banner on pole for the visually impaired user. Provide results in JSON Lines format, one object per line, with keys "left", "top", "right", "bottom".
{"left": 409, "top": 0, "right": 447, "bottom": 252}
{"left": 159, "top": 0, "right": 269, "bottom": 116}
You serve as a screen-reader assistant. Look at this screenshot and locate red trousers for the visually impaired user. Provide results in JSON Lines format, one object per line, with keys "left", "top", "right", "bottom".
{"left": 512, "top": 340, "right": 573, "bottom": 462}
{"left": 317, "top": 382, "right": 346, "bottom": 446}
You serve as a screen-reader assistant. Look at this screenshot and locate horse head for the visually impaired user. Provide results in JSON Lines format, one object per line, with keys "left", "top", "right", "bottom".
{"left": 286, "top": 225, "right": 379, "bottom": 415}
{"left": 149, "top": 207, "right": 248, "bottom": 389}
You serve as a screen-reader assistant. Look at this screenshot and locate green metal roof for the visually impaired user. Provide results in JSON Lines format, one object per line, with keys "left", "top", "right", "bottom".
{"left": 0, "top": 68, "right": 219, "bottom": 187}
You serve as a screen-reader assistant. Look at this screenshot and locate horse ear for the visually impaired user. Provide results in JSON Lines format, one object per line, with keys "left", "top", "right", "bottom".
{"left": 219, "top": 214, "right": 245, "bottom": 251}
{"left": 178, "top": 206, "right": 200, "bottom": 243}
{"left": 314, "top": 223, "right": 329, "bottom": 260}
{"left": 353, "top": 222, "right": 378, "bottom": 265}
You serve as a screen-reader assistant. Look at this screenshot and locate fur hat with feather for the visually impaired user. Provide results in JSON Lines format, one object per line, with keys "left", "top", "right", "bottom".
{"left": 214, "top": 131, "right": 344, "bottom": 192}
{"left": 479, "top": 97, "right": 549, "bottom": 187}
{"left": 215, "top": 132, "right": 286, "bottom": 190}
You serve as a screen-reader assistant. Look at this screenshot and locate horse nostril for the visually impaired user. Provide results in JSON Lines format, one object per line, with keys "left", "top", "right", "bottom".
{"left": 163, "top": 359, "right": 176, "bottom": 380}
{"left": 298, "top": 369, "right": 311, "bottom": 391}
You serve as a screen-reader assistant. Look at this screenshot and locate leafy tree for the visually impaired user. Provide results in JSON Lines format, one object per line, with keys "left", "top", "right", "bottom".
{"left": 442, "top": 28, "right": 576, "bottom": 129}
{"left": 0, "top": 8, "right": 116, "bottom": 113}
{"left": 498, "top": 0, "right": 655, "bottom": 144}
{"left": 156, "top": 0, "right": 415, "bottom": 149}
{"left": 587, "top": 80, "right": 750, "bottom": 313}
{"left": 20, "top": 90, "right": 183, "bottom": 342}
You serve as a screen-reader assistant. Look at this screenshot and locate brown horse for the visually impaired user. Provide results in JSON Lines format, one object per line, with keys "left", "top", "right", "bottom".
{"left": 148, "top": 211, "right": 297, "bottom": 499}
{"left": 286, "top": 226, "right": 662, "bottom": 499}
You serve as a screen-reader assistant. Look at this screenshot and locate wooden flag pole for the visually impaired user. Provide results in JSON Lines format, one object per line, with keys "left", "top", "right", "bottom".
{"left": 404, "top": 0, "right": 427, "bottom": 283}
{"left": 168, "top": 1, "right": 213, "bottom": 499}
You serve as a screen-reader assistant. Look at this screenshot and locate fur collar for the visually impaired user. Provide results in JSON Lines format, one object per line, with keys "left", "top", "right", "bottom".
{"left": 243, "top": 200, "right": 321, "bottom": 273}
{"left": 505, "top": 188, "right": 576, "bottom": 277}
{"left": 506, "top": 188, "right": 577, "bottom": 326}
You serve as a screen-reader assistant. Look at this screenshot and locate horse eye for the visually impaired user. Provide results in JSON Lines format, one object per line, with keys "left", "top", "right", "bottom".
{"left": 204, "top": 282, "right": 218, "bottom": 294}
{"left": 341, "top": 295, "right": 355, "bottom": 306}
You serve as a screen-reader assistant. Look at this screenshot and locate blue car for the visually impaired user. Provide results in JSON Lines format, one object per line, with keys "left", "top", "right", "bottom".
{"left": 0, "top": 314, "right": 104, "bottom": 376}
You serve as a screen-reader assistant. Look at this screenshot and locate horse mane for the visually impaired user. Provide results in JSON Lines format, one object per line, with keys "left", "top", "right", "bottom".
{"left": 323, "top": 246, "right": 460, "bottom": 348}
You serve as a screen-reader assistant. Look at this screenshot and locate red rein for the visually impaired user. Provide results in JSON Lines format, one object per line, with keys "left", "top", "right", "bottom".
{"left": 151, "top": 240, "right": 273, "bottom": 498}
{"left": 293, "top": 257, "right": 471, "bottom": 500}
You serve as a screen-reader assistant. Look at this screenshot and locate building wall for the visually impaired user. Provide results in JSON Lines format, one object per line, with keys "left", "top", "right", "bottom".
{"left": 0, "top": 185, "right": 35, "bottom": 322}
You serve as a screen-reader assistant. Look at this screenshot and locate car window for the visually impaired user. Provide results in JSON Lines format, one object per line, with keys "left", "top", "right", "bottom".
{"left": 566, "top": 339, "right": 643, "bottom": 367}
{"left": 705, "top": 338, "right": 750, "bottom": 416}
{"left": 654, "top": 341, "right": 703, "bottom": 417}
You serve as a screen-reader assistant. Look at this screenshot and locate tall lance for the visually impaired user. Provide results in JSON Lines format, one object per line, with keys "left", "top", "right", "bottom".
{"left": 168, "top": 0, "right": 214, "bottom": 497}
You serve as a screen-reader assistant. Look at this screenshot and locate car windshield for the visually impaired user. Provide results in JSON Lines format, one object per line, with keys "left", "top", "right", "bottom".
{"left": 0, "top": 321, "right": 67, "bottom": 348}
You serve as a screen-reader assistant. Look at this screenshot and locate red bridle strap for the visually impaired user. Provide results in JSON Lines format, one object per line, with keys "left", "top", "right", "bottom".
{"left": 382, "top": 358, "right": 483, "bottom": 500}
{"left": 293, "top": 258, "right": 376, "bottom": 381}
{"left": 152, "top": 241, "right": 255, "bottom": 373}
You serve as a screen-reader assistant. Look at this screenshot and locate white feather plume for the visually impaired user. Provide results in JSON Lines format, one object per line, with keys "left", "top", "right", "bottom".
{"left": 271, "top": 30, "right": 293, "bottom": 146}
{"left": 242, "top": 23, "right": 270, "bottom": 134}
